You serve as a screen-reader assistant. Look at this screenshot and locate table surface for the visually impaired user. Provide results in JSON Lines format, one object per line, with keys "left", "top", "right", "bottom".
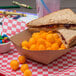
{"left": 0, "top": 16, "right": 76, "bottom": 76}
{"left": 0, "top": 0, "right": 76, "bottom": 14}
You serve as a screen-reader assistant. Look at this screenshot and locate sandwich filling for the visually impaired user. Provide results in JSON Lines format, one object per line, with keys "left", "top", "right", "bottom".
{"left": 29, "top": 24, "right": 76, "bottom": 29}
{"left": 56, "top": 32, "right": 67, "bottom": 45}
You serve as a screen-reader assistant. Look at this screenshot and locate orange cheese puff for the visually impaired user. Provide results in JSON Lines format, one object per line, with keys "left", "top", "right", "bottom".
{"left": 24, "top": 69, "right": 32, "bottom": 76}
{"left": 47, "top": 47, "right": 52, "bottom": 50}
{"left": 29, "top": 38, "right": 36, "bottom": 46}
{"left": 10, "top": 60, "right": 19, "bottom": 71}
{"left": 46, "top": 34, "right": 55, "bottom": 43}
{"left": 45, "top": 42, "right": 51, "bottom": 48}
{"left": 40, "top": 31, "right": 46, "bottom": 34}
{"left": 58, "top": 48, "right": 65, "bottom": 50}
{"left": 40, "top": 33, "right": 48, "bottom": 39}
{"left": 53, "top": 33, "right": 59, "bottom": 39}
{"left": 30, "top": 44, "right": 37, "bottom": 50}
{"left": 37, "top": 38, "right": 45, "bottom": 45}
{"left": 32, "top": 32, "right": 40, "bottom": 39}
{"left": 51, "top": 43, "right": 59, "bottom": 50}
{"left": 22, "top": 40, "right": 29, "bottom": 47}
{"left": 48, "top": 31, "right": 53, "bottom": 34}
{"left": 21, "top": 64, "right": 29, "bottom": 73}
{"left": 61, "top": 44, "right": 66, "bottom": 49}
{"left": 38, "top": 44, "right": 45, "bottom": 50}
{"left": 55, "top": 38, "right": 62, "bottom": 46}
{"left": 22, "top": 47, "right": 28, "bottom": 50}
{"left": 18, "top": 56, "right": 26, "bottom": 64}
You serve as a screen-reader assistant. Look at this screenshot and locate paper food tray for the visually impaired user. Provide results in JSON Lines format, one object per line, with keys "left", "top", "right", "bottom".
{"left": 10, "top": 29, "right": 74, "bottom": 64}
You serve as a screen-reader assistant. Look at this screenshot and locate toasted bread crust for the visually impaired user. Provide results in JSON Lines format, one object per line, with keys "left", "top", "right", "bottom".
{"left": 27, "top": 9, "right": 76, "bottom": 28}
{"left": 57, "top": 29, "right": 76, "bottom": 48}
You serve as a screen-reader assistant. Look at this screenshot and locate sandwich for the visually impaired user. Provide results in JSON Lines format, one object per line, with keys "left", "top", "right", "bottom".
{"left": 57, "top": 29, "right": 76, "bottom": 48}
{"left": 27, "top": 9, "right": 76, "bottom": 31}
{"left": 27, "top": 8, "right": 76, "bottom": 48}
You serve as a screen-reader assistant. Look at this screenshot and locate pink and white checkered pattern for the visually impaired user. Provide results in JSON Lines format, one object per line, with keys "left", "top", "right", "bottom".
{"left": 0, "top": 17, "right": 76, "bottom": 76}
{"left": 2, "top": 17, "right": 27, "bottom": 36}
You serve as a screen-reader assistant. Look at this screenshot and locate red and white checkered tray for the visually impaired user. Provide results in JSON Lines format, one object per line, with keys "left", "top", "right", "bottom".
{"left": 0, "top": 17, "right": 76, "bottom": 76}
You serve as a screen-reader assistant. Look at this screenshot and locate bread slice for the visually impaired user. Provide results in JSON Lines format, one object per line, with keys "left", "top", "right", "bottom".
{"left": 57, "top": 29, "right": 76, "bottom": 48}
{"left": 27, "top": 9, "right": 76, "bottom": 27}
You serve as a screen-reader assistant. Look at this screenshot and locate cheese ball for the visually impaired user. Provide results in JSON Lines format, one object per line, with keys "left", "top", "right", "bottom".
{"left": 21, "top": 31, "right": 66, "bottom": 51}
{"left": 10, "top": 60, "right": 19, "bottom": 70}
{"left": 24, "top": 69, "right": 32, "bottom": 76}
{"left": 18, "top": 56, "right": 26, "bottom": 64}
{"left": 21, "top": 64, "right": 29, "bottom": 73}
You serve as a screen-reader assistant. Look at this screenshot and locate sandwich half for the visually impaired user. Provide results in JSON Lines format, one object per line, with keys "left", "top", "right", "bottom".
{"left": 57, "top": 29, "right": 76, "bottom": 48}
{"left": 27, "top": 9, "right": 76, "bottom": 31}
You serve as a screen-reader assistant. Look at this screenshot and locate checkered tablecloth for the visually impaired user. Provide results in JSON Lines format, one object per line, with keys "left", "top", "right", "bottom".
{"left": 0, "top": 15, "right": 76, "bottom": 76}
